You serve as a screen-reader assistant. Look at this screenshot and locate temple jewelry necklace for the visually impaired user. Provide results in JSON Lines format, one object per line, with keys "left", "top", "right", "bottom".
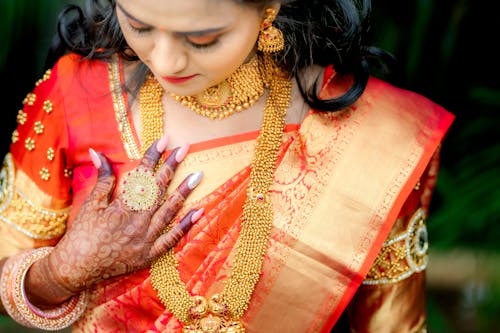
{"left": 146, "top": 54, "right": 292, "bottom": 332}
{"left": 170, "top": 55, "right": 266, "bottom": 120}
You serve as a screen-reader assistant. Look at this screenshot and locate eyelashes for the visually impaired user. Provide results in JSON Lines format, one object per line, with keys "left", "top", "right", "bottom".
{"left": 127, "top": 23, "right": 220, "bottom": 50}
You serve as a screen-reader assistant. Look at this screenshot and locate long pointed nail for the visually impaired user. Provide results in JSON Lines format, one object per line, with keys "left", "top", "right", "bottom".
{"left": 175, "top": 144, "right": 189, "bottom": 163}
{"left": 191, "top": 208, "right": 204, "bottom": 222}
{"left": 89, "top": 148, "right": 102, "bottom": 169}
{"left": 187, "top": 171, "right": 203, "bottom": 190}
{"left": 156, "top": 133, "right": 170, "bottom": 153}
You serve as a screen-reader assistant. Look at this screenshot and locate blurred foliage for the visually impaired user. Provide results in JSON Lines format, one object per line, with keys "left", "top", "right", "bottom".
{"left": 0, "top": 0, "right": 498, "bottom": 332}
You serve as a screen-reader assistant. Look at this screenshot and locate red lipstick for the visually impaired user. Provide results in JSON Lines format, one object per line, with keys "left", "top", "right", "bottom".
{"left": 162, "top": 74, "right": 197, "bottom": 84}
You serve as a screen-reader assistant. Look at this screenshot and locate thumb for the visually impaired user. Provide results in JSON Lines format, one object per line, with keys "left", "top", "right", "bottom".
{"left": 88, "top": 148, "right": 116, "bottom": 208}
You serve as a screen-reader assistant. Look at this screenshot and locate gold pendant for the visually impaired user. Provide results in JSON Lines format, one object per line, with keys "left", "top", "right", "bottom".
{"left": 120, "top": 167, "right": 159, "bottom": 211}
{"left": 196, "top": 80, "right": 231, "bottom": 108}
{"left": 183, "top": 295, "right": 245, "bottom": 333}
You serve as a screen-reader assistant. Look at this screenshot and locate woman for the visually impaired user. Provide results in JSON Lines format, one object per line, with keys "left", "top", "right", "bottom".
{"left": 0, "top": 0, "right": 454, "bottom": 332}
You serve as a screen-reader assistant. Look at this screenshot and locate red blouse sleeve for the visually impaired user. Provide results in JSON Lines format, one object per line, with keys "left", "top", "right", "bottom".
{"left": 0, "top": 58, "right": 72, "bottom": 256}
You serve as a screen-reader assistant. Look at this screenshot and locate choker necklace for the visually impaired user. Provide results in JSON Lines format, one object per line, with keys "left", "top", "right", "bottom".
{"left": 149, "top": 54, "right": 292, "bottom": 332}
{"left": 170, "top": 55, "right": 267, "bottom": 120}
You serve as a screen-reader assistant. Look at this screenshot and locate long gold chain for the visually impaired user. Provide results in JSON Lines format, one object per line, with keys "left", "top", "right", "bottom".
{"left": 139, "top": 76, "right": 164, "bottom": 155}
{"left": 150, "top": 54, "right": 292, "bottom": 332}
{"left": 171, "top": 55, "right": 266, "bottom": 120}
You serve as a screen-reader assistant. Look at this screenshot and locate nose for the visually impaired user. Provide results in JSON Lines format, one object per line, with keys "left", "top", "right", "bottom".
{"left": 150, "top": 34, "right": 188, "bottom": 75}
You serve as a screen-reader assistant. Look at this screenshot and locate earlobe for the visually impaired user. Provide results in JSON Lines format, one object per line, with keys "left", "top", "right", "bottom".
{"left": 260, "top": 2, "right": 281, "bottom": 19}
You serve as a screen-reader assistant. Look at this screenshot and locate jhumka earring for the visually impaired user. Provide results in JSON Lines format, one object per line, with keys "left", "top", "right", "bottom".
{"left": 257, "top": 8, "right": 284, "bottom": 53}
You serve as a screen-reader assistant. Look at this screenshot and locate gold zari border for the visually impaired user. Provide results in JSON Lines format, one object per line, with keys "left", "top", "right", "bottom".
{"left": 108, "top": 56, "right": 141, "bottom": 160}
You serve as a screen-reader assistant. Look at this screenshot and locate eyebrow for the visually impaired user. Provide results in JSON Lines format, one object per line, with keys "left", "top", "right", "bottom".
{"left": 116, "top": 2, "right": 227, "bottom": 36}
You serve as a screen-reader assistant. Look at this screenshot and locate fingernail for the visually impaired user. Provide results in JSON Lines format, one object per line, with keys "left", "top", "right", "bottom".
{"left": 187, "top": 171, "right": 203, "bottom": 190}
{"left": 191, "top": 208, "right": 204, "bottom": 222}
{"left": 156, "top": 133, "right": 170, "bottom": 153}
{"left": 175, "top": 144, "right": 189, "bottom": 163}
{"left": 89, "top": 148, "right": 102, "bottom": 169}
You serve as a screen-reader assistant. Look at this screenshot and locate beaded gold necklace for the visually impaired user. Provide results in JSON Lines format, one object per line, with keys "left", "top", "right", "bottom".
{"left": 139, "top": 76, "right": 164, "bottom": 155}
{"left": 171, "top": 55, "right": 266, "bottom": 120}
{"left": 145, "top": 54, "right": 292, "bottom": 332}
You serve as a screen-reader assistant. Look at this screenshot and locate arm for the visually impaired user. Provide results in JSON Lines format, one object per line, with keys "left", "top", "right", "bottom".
{"left": 344, "top": 150, "right": 441, "bottom": 333}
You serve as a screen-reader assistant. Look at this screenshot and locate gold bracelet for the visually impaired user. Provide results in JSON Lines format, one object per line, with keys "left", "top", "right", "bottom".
{"left": 0, "top": 247, "right": 88, "bottom": 330}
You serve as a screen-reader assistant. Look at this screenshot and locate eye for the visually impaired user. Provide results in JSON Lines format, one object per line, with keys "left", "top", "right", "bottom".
{"left": 185, "top": 34, "right": 220, "bottom": 50}
{"left": 127, "top": 21, "right": 153, "bottom": 34}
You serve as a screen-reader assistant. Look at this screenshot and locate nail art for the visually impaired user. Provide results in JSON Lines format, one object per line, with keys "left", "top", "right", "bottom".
{"left": 175, "top": 144, "right": 189, "bottom": 163}
{"left": 88, "top": 148, "right": 102, "bottom": 169}
{"left": 187, "top": 171, "right": 203, "bottom": 190}
{"left": 191, "top": 208, "right": 205, "bottom": 222}
{"left": 156, "top": 134, "right": 170, "bottom": 153}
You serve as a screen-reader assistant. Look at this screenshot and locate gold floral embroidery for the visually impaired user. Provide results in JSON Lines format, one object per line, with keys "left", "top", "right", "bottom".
{"left": 43, "top": 100, "right": 53, "bottom": 114}
{"left": 34, "top": 121, "right": 44, "bottom": 134}
{"left": 11, "top": 130, "right": 19, "bottom": 144}
{"left": 35, "top": 69, "right": 52, "bottom": 86}
{"left": 47, "top": 147, "right": 55, "bottom": 161}
{"left": 23, "top": 93, "right": 36, "bottom": 106}
{"left": 39, "top": 168, "right": 50, "bottom": 181}
{"left": 17, "top": 110, "right": 27, "bottom": 125}
{"left": 25, "top": 138, "right": 35, "bottom": 151}
{"left": 363, "top": 208, "right": 428, "bottom": 285}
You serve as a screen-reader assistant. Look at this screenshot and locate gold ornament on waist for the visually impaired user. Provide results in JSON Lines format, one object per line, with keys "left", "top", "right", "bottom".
{"left": 171, "top": 55, "right": 267, "bottom": 120}
{"left": 150, "top": 53, "right": 292, "bottom": 330}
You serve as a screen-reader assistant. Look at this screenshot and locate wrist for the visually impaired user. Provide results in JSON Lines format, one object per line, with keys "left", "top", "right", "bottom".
{"left": 25, "top": 254, "right": 75, "bottom": 308}
{"left": 0, "top": 247, "right": 88, "bottom": 330}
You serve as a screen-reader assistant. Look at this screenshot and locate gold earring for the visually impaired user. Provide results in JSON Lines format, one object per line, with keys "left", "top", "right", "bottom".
{"left": 257, "top": 8, "right": 284, "bottom": 53}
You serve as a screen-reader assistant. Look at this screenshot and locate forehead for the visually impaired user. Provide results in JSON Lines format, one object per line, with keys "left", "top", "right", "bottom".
{"left": 117, "top": 0, "right": 252, "bottom": 28}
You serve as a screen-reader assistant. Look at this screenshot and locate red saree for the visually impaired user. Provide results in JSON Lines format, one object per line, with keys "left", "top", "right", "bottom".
{"left": 0, "top": 54, "right": 454, "bottom": 332}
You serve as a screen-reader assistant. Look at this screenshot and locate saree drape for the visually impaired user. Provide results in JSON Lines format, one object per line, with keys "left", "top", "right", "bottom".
{"left": 0, "top": 54, "right": 454, "bottom": 332}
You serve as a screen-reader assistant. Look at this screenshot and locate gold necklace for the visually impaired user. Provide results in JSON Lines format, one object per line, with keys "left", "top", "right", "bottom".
{"left": 139, "top": 75, "right": 164, "bottom": 155}
{"left": 171, "top": 55, "right": 267, "bottom": 120}
{"left": 150, "top": 54, "right": 292, "bottom": 332}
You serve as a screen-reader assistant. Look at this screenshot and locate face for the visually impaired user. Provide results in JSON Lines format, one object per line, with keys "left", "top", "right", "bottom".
{"left": 116, "top": 0, "right": 266, "bottom": 96}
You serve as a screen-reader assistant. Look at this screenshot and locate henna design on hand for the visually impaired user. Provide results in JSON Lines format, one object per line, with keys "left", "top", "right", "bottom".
{"left": 44, "top": 141, "right": 203, "bottom": 294}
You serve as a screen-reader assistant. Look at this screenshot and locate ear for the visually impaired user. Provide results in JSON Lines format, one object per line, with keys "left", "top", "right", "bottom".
{"left": 260, "top": 2, "right": 282, "bottom": 20}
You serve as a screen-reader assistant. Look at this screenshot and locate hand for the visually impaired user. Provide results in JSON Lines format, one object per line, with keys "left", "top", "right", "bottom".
{"left": 33, "top": 136, "right": 203, "bottom": 300}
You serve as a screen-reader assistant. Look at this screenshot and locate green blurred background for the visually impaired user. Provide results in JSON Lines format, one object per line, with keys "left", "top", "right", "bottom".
{"left": 0, "top": 0, "right": 498, "bottom": 332}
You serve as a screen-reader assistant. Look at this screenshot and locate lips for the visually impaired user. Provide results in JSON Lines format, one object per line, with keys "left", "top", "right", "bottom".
{"left": 162, "top": 74, "right": 197, "bottom": 84}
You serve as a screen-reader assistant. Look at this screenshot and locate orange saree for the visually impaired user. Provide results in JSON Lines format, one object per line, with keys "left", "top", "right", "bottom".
{"left": 0, "top": 54, "right": 454, "bottom": 332}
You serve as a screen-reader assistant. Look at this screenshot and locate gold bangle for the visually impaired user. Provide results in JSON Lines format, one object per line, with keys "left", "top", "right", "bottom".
{"left": 1, "top": 247, "right": 88, "bottom": 330}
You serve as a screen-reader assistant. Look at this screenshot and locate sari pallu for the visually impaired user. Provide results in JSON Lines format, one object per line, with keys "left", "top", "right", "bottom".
{"left": 0, "top": 54, "right": 454, "bottom": 332}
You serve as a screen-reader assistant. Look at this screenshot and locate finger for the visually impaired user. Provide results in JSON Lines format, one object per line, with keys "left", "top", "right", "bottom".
{"left": 149, "top": 208, "right": 204, "bottom": 258}
{"left": 140, "top": 133, "right": 169, "bottom": 170}
{"left": 156, "top": 144, "right": 189, "bottom": 190}
{"left": 88, "top": 148, "right": 116, "bottom": 208}
{"left": 148, "top": 171, "right": 203, "bottom": 238}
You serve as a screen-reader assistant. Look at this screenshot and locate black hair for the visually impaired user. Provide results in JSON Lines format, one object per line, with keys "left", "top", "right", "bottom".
{"left": 46, "top": 0, "right": 391, "bottom": 112}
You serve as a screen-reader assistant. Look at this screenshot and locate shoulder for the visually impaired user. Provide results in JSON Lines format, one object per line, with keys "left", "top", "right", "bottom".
{"left": 319, "top": 72, "right": 455, "bottom": 136}
{"left": 50, "top": 53, "right": 112, "bottom": 92}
